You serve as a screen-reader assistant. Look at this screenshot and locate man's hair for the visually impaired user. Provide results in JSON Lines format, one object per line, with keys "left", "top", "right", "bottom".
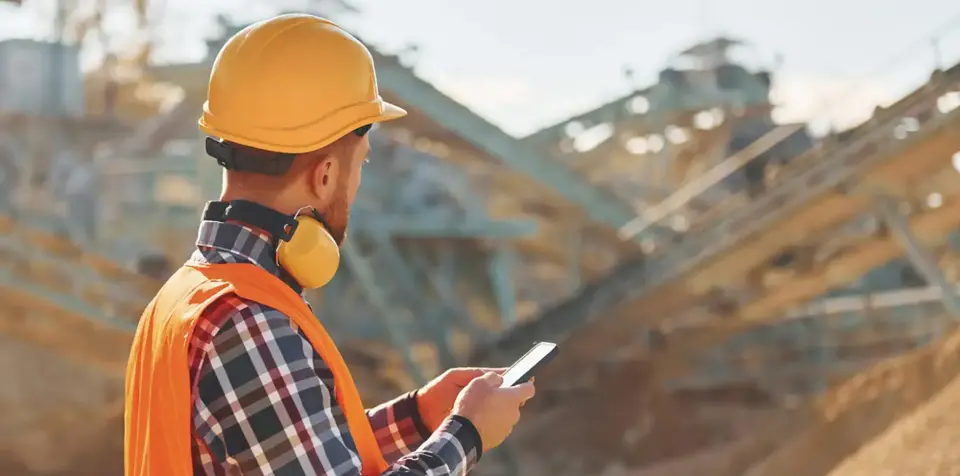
{"left": 208, "top": 124, "right": 372, "bottom": 177}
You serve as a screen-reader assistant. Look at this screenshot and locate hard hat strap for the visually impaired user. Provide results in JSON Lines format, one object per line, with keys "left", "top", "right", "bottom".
{"left": 204, "top": 124, "right": 371, "bottom": 176}
{"left": 205, "top": 137, "right": 296, "bottom": 176}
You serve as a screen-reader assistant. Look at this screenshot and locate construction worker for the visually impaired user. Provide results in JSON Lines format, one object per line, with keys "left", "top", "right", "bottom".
{"left": 124, "top": 14, "right": 535, "bottom": 476}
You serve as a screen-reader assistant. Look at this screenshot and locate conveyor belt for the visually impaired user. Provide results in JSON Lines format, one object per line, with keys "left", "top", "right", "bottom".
{"left": 477, "top": 64, "right": 960, "bottom": 379}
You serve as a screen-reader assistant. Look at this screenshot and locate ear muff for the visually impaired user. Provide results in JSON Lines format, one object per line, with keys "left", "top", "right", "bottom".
{"left": 277, "top": 213, "right": 340, "bottom": 289}
{"left": 202, "top": 200, "right": 340, "bottom": 289}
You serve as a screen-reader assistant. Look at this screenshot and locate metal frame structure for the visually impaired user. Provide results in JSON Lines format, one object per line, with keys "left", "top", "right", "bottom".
{"left": 478, "top": 62, "right": 960, "bottom": 393}
{"left": 3, "top": 32, "right": 957, "bottom": 393}
{"left": 3, "top": 20, "right": 960, "bottom": 476}
{"left": 1, "top": 124, "right": 541, "bottom": 385}
{"left": 672, "top": 279, "right": 959, "bottom": 395}
{"left": 1, "top": 21, "right": 643, "bottom": 391}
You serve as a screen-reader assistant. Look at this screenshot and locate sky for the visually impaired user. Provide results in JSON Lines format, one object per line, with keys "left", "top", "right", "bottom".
{"left": 1, "top": 0, "right": 959, "bottom": 136}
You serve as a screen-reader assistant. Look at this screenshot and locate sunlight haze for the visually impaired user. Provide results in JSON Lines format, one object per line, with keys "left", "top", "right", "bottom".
{"left": 2, "top": 0, "right": 958, "bottom": 135}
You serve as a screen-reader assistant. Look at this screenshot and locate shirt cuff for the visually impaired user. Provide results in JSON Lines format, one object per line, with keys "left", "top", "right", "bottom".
{"left": 367, "top": 390, "right": 431, "bottom": 461}
{"left": 419, "top": 415, "right": 483, "bottom": 474}
{"left": 402, "top": 390, "right": 433, "bottom": 441}
{"left": 449, "top": 415, "right": 482, "bottom": 462}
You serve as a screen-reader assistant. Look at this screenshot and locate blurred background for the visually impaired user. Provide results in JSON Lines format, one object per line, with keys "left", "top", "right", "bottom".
{"left": 1, "top": 0, "right": 960, "bottom": 475}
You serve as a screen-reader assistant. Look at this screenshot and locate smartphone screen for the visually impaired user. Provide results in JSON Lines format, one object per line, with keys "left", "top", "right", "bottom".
{"left": 500, "top": 342, "right": 558, "bottom": 387}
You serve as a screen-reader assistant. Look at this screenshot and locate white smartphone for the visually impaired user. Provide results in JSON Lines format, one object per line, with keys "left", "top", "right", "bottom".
{"left": 500, "top": 342, "right": 559, "bottom": 388}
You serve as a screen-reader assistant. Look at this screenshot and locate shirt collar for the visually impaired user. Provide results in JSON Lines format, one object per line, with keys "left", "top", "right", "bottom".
{"left": 195, "top": 219, "right": 304, "bottom": 295}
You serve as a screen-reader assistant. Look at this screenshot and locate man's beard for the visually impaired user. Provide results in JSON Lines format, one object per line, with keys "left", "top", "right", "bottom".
{"left": 324, "top": 190, "right": 351, "bottom": 246}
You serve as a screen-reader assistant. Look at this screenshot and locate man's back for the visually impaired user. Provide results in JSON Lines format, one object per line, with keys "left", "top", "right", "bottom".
{"left": 170, "top": 219, "right": 480, "bottom": 475}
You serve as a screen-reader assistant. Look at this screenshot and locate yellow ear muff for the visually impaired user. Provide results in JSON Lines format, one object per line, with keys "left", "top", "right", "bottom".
{"left": 276, "top": 215, "right": 340, "bottom": 288}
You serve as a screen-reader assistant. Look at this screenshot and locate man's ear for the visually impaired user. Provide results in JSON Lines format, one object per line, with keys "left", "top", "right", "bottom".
{"left": 307, "top": 154, "right": 335, "bottom": 200}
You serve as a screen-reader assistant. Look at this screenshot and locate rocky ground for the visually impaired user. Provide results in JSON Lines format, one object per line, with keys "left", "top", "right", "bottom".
{"left": 504, "top": 318, "right": 960, "bottom": 476}
{"left": 828, "top": 371, "right": 960, "bottom": 476}
{"left": 746, "top": 323, "right": 960, "bottom": 476}
{"left": 9, "top": 313, "right": 960, "bottom": 476}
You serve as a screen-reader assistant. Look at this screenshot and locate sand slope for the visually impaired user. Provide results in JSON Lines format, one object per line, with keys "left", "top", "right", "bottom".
{"left": 746, "top": 323, "right": 960, "bottom": 476}
{"left": 827, "top": 359, "right": 960, "bottom": 475}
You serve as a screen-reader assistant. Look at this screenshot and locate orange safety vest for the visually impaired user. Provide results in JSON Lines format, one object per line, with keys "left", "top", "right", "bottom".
{"left": 124, "top": 262, "right": 389, "bottom": 475}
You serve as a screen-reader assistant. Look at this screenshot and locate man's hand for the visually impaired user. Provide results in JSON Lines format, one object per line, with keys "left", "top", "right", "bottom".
{"left": 452, "top": 372, "right": 535, "bottom": 452}
{"left": 416, "top": 367, "right": 505, "bottom": 432}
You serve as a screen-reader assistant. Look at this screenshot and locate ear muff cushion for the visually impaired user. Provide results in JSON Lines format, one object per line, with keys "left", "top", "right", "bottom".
{"left": 277, "top": 215, "right": 340, "bottom": 288}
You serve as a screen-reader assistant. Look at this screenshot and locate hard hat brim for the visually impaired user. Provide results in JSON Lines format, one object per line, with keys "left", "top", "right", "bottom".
{"left": 379, "top": 101, "right": 407, "bottom": 122}
{"left": 199, "top": 98, "right": 407, "bottom": 155}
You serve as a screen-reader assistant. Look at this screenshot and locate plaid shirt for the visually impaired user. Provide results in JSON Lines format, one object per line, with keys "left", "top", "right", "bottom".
{"left": 185, "top": 219, "right": 481, "bottom": 475}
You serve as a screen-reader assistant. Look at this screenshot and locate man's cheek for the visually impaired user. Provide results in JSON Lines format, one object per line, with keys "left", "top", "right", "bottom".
{"left": 349, "top": 173, "right": 362, "bottom": 203}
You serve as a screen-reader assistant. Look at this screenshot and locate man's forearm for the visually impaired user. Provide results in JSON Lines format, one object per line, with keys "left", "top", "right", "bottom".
{"left": 367, "top": 390, "right": 431, "bottom": 462}
{"left": 388, "top": 416, "right": 482, "bottom": 476}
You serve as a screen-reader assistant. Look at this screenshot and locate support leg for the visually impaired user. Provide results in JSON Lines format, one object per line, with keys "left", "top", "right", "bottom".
{"left": 341, "top": 243, "right": 426, "bottom": 385}
{"left": 487, "top": 244, "right": 518, "bottom": 327}
{"left": 370, "top": 236, "right": 459, "bottom": 369}
{"left": 810, "top": 317, "right": 834, "bottom": 393}
{"left": 407, "top": 245, "right": 488, "bottom": 339}
{"left": 875, "top": 195, "right": 960, "bottom": 317}
{"left": 567, "top": 226, "right": 582, "bottom": 293}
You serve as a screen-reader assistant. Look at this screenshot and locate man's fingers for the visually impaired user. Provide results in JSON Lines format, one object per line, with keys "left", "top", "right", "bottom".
{"left": 448, "top": 367, "right": 496, "bottom": 381}
{"left": 459, "top": 367, "right": 508, "bottom": 377}
{"left": 505, "top": 381, "right": 536, "bottom": 402}
{"left": 480, "top": 371, "right": 503, "bottom": 386}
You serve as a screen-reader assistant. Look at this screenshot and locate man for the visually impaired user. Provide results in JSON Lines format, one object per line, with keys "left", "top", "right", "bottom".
{"left": 124, "top": 14, "right": 535, "bottom": 476}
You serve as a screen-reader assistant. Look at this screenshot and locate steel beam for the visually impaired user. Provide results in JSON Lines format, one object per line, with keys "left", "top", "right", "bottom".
{"left": 671, "top": 305, "right": 950, "bottom": 394}
{"left": 808, "top": 318, "right": 832, "bottom": 393}
{"left": 487, "top": 245, "right": 518, "bottom": 328}
{"left": 476, "top": 66, "right": 960, "bottom": 362}
{"left": 367, "top": 235, "right": 459, "bottom": 369}
{"left": 350, "top": 213, "right": 538, "bottom": 239}
{"left": 520, "top": 73, "right": 770, "bottom": 147}
{"left": 874, "top": 194, "right": 960, "bottom": 317}
{"left": 82, "top": 202, "right": 538, "bottom": 241}
{"left": 145, "top": 49, "right": 659, "bottom": 237}
{"left": 618, "top": 124, "right": 805, "bottom": 240}
{"left": 0, "top": 230, "right": 150, "bottom": 320}
{"left": 405, "top": 245, "right": 489, "bottom": 339}
{"left": 340, "top": 243, "right": 426, "bottom": 384}
{"left": 373, "top": 53, "right": 668, "bottom": 239}
{"left": 566, "top": 227, "right": 583, "bottom": 294}
{"left": 321, "top": 273, "right": 356, "bottom": 332}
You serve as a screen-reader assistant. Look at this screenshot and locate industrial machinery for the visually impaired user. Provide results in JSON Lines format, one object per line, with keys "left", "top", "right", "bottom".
{"left": 475, "top": 38, "right": 960, "bottom": 476}
{"left": 0, "top": 18, "right": 656, "bottom": 473}
{"left": 3, "top": 6, "right": 960, "bottom": 475}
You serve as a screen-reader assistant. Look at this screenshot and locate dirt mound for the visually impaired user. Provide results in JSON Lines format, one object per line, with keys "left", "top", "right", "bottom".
{"left": 745, "top": 323, "right": 960, "bottom": 476}
{"left": 827, "top": 370, "right": 960, "bottom": 475}
{"left": 0, "top": 335, "right": 124, "bottom": 475}
{"left": 510, "top": 359, "right": 804, "bottom": 475}
{"left": 0, "top": 328, "right": 406, "bottom": 476}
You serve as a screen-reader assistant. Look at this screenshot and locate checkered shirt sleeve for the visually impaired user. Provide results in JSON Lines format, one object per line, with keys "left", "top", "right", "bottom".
{"left": 366, "top": 391, "right": 430, "bottom": 461}
{"left": 189, "top": 295, "right": 482, "bottom": 476}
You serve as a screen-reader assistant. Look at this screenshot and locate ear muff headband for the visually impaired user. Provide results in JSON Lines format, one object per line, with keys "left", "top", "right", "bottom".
{"left": 202, "top": 200, "right": 340, "bottom": 288}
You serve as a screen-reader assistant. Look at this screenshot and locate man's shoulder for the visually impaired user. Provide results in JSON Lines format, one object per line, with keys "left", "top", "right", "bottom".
{"left": 191, "top": 291, "right": 327, "bottom": 389}
{"left": 197, "top": 292, "right": 296, "bottom": 339}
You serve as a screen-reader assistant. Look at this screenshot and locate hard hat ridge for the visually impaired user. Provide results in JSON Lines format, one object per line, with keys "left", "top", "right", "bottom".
{"left": 198, "top": 14, "right": 406, "bottom": 156}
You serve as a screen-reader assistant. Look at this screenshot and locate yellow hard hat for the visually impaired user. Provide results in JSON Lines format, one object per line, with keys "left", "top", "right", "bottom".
{"left": 198, "top": 14, "right": 406, "bottom": 154}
